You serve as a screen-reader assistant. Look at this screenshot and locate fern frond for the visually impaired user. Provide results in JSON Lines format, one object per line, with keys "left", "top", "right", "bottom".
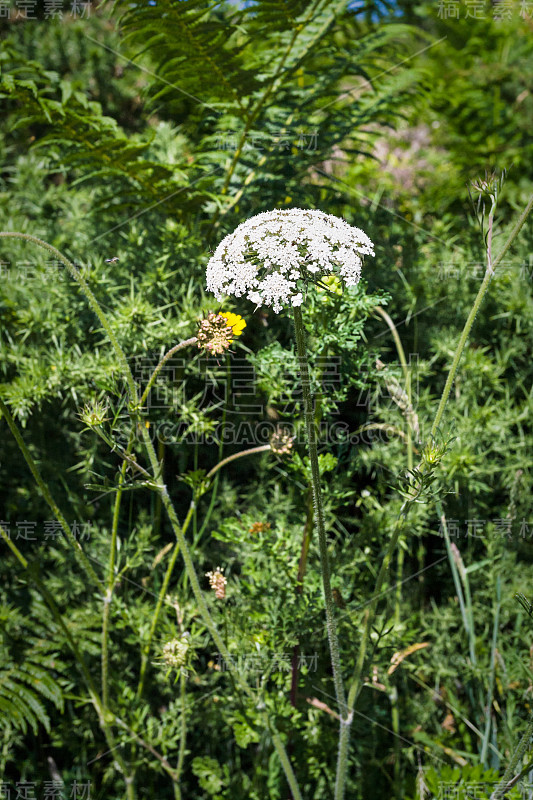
{"left": 116, "top": 0, "right": 255, "bottom": 113}
{"left": 0, "top": 660, "right": 63, "bottom": 735}
{"left": 0, "top": 603, "right": 64, "bottom": 735}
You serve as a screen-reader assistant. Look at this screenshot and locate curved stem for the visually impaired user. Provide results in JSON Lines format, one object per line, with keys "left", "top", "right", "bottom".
{"left": 185, "top": 351, "right": 231, "bottom": 554}
{"left": 113, "top": 715, "right": 181, "bottom": 782}
{"left": 374, "top": 306, "right": 409, "bottom": 387}
{"left": 205, "top": 444, "right": 271, "bottom": 481}
{"left": 0, "top": 232, "right": 301, "bottom": 798}
{"left": 136, "top": 502, "right": 194, "bottom": 699}
{"left": 139, "top": 338, "right": 198, "bottom": 409}
{"left": 430, "top": 264, "right": 493, "bottom": 438}
{"left": 292, "top": 309, "right": 347, "bottom": 716}
{"left": 375, "top": 305, "right": 414, "bottom": 633}
{"left": 336, "top": 192, "right": 533, "bottom": 799}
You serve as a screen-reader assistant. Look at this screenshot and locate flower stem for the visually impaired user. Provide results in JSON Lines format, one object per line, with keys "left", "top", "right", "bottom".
{"left": 0, "top": 232, "right": 301, "bottom": 798}
{"left": 174, "top": 670, "right": 188, "bottom": 800}
{"left": 139, "top": 338, "right": 198, "bottom": 409}
{"left": 292, "top": 308, "right": 347, "bottom": 717}
{"left": 490, "top": 714, "right": 533, "bottom": 799}
{"left": 136, "top": 502, "right": 194, "bottom": 699}
{"left": 335, "top": 192, "right": 533, "bottom": 800}
{"left": 205, "top": 444, "right": 271, "bottom": 481}
{"left": 430, "top": 191, "right": 533, "bottom": 439}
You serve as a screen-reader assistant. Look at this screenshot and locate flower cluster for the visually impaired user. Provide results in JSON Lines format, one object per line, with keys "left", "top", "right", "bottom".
{"left": 270, "top": 428, "right": 295, "bottom": 455}
{"left": 206, "top": 208, "right": 374, "bottom": 313}
{"left": 79, "top": 399, "right": 109, "bottom": 428}
{"left": 162, "top": 634, "right": 190, "bottom": 669}
{"left": 249, "top": 521, "right": 271, "bottom": 534}
{"left": 196, "top": 312, "right": 245, "bottom": 355}
{"left": 206, "top": 566, "right": 227, "bottom": 599}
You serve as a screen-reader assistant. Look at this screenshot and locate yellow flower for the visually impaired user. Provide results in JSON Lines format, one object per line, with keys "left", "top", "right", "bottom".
{"left": 220, "top": 312, "right": 246, "bottom": 336}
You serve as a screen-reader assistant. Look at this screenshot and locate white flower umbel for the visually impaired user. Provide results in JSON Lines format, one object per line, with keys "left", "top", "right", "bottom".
{"left": 206, "top": 208, "right": 374, "bottom": 313}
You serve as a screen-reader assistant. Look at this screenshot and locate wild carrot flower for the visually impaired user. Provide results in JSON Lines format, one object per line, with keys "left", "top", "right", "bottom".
{"left": 206, "top": 566, "right": 227, "bottom": 599}
{"left": 206, "top": 208, "right": 374, "bottom": 313}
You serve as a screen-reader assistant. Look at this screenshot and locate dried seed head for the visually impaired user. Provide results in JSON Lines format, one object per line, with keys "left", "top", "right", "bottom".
{"left": 270, "top": 428, "right": 295, "bottom": 455}
{"left": 196, "top": 312, "right": 234, "bottom": 355}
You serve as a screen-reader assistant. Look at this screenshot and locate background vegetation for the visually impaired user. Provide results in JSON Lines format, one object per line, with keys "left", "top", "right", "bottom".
{"left": 1, "top": 0, "right": 533, "bottom": 797}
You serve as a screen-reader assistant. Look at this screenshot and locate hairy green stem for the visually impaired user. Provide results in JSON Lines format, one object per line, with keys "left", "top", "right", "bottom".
{"left": 136, "top": 502, "right": 194, "bottom": 699}
{"left": 292, "top": 309, "right": 346, "bottom": 710}
{"left": 180, "top": 443, "right": 271, "bottom": 597}
{"left": 174, "top": 670, "right": 188, "bottom": 800}
{"left": 375, "top": 305, "right": 414, "bottom": 628}
{"left": 494, "top": 755, "right": 533, "bottom": 798}
{"left": 0, "top": 232, "right": 300, "bottom": 797}
{"left": 335, "top": 191, "right": 533, "bottom": 798}
{"left": 491, "top": 715, "right": 533, "bottom": 799}
{"left": 187, "top": 352, "right": 230, "bottom": 549}
{"left": 113, "top": 714, "right": 181, "bottom": 782}
{"left": 292, "top": 307, "right": 349, "bottom": 799}
{"left": 205, "top": 444, "right": 271, "bottom": 481}
{"left": 138, "top": 424, "right": 302, "bottom": 799}
{"left": 290, "top": 490, "right": 314, "bottom": 710}
{"left": 374, "top": 306, "right": 410, "bottom": 387}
